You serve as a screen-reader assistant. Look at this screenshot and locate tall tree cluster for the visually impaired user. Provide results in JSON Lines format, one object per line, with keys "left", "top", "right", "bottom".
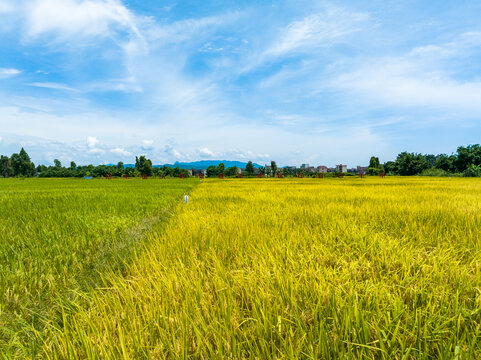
{"left": 367, "top": 156, "right": 383, "bottom": 175}
{"left": 1, "top": 148, "right": 35, "bottom": 177}
{"left": 135, "top": 156, "right": 153, "bottom": 176}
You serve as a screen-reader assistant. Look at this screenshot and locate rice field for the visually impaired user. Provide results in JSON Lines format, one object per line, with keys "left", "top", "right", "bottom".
{"left": 0, "top": 178, "right": 197, "bottom": 357}
{"left": 1, "top": 177, "right": 481, "bottom": 358}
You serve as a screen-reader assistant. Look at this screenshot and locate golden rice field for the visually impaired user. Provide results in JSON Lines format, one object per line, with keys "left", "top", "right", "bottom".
{"left": 1, "top": 177, "right": 481, "bottom": 358}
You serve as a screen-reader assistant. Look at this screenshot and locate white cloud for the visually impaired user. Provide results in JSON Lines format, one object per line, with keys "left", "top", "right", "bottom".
{"left": 25, "top": 0, "right": 141, "bottom": 39}
{"left": 332, "top": 32, "right": 481, "bottom": 116}
{"left": 336, "top": 63, "right": 481, "bottom": 113}
{"left": 163, "top": 144, "right": 183, "bottom": 160}
{"left": 0, "top": 68, "right": 21, "bottom": 78}
{"left": 87, "top": 76, "right": 143, "bottom": 93}
{"left": 409, "top": 32, "right": 481, "bottom": 58}
{"left": 110, "top": 147, "right": 131, "bottom": 156}
{"left": 242, "top": 6, "right": 368, "bottom": 72}
{"left": 87, "top": 136, "right": 99, "bottom": 147}
{"left": 266, "top": 9, "right": 368, "bottom": 57}
{"left": 141, "top": 139, "right": 154, "bottom": 150}
{"left": 27, "top": 82, "right": 77, "bottom": 91}
{"left": 5, "top": 2, "right": 479, "bottom": 166}
{"left": 146, "top": 13, "right": 239, "bottom": 43}
{"left": 87, "top": 147, "right": 104, "bottom": 155}
{"left": 198, "top": 147, "right": 215, "bottom": 157}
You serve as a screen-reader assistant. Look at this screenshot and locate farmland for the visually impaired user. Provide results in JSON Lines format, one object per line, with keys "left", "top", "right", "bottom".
{"left": 0, "top": 178, "right": 197, "bottom": 356}
{"left": 1, "top": 177, "right": 481, "bottom": 358}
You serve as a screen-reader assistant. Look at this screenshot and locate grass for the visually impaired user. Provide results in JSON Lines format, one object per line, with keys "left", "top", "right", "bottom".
{"left": 0, "top": 177, "right": 197, "bottom": 357}
{"left": 27, "top": 177, "right": 481, "bottom": 359}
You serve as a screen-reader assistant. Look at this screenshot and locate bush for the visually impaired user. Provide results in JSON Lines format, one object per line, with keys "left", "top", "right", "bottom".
{"left": 421, "top": 168, "right": 448, "bottom": 177}
{"left": 463, "top": 164, "right": 481, "bottom": 177}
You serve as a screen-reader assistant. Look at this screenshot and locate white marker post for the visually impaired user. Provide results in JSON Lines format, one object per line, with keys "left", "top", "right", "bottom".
{"left": 184, "top": 195, "right": 189, "bottom": 204}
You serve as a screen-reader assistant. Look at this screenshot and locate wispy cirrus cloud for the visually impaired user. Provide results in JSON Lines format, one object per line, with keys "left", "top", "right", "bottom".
{"left": 0, "top": 68, "right": 21, "bottom": 78}
{"left": 27, "top": 82, "right": 77, "bottom": 92}
{"left": 265, "top": 8, "right": 368, "bottom": 57}
{"left": 146, "top": 12, "right": 241, "bottom": 44}
{"left": 241, "top": 5, "right": 369, "bottom": 72}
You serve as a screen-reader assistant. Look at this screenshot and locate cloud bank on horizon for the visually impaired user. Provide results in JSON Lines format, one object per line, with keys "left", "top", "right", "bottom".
{"left": 1, "top": 0, "right": 481, "bottom": 166}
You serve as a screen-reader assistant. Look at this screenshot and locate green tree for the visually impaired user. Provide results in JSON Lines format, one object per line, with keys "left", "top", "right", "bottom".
{"left": 69, "top": 161, "right": 77, "bottom": 170}
{"left": 367, "top": 156, "right": 383, "bottom": 175}
{"left": 435, "top": 154, "right": 455, "bottom": 173}
{"left": 395, "top": 152, "right": 430, "bottom": 175}
{"left": 424, "top": 154, "right": 437, "bottom": 167}
{"left": 270, "top": 161, "right": 278, "bottom": 176}
{"left": 383, "top": 161, "right": 396, "bottom": 174}
{"left": 36, "top": 164, "right": 47, "bottom": 174}
{"left": 135, "top": 156, "right": 153, "bottom": 176}
{"left": 216, "top": 163, "right": 225, "bottom": 174}
{"left": 0, "top": 155, "right": 12, "bottom": 177}
{"left": 225, "top": 166, "right": 239, "bottom": 176}
{"left": 455, "top": 144, "right": 481, "bottom": 172}
{"left": 54, "top": 159, "right": 62, "bottom": 169}
{"left": 172, "top": 166, "right": 182, "bottom": 177}
{"left": 117, "top": 161, "right": 124, "bottom": 169}
{"left": 464, "top": 164, "right": 481, "bottom": 177}
{"left": 10, "top": 148, "right": 35, "bottom": 177}
{"left": 206, "top": 165, "right": 218, "bottom": 177}
{"left": 245, "top": 161, "right": 254, "bottom": 175}
{"left": 369, "top": 156, "right": 380, "bottom": 168}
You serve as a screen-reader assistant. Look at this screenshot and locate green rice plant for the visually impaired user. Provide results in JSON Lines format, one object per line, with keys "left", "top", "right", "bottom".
{"left": 0, "top": 178, "right": 197, "bottom": 357}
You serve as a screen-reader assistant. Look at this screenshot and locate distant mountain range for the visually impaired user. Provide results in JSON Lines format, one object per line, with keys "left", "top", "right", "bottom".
{"left": 122, "top": 160, "right": 263, "bottom": 170}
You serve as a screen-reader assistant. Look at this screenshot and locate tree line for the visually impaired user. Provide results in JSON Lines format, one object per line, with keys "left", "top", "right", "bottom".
{"left": 0, "top": 150, "right": 190, "bottom": 178}
{"left": 1, "top": 144, "right": 481, "bottom": 178}
{"left": 367, "top": 144, "right": 481, "bottom": 177}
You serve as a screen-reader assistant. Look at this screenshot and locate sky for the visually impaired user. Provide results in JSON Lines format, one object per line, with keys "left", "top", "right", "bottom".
{"left": 1, "top": 0, "right": 481, "bottom": 167}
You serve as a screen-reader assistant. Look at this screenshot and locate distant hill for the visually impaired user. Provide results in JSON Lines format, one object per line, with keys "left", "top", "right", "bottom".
{"left": 156, "top": 160, "right": 263, "bottom": 170}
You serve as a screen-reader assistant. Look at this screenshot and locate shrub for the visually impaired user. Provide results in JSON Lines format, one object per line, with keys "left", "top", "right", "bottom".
{"left": 420, "top": 168, "right": 448, "bottom": 177}
{"left": 463, "top": 164, "right": 481, "bottom": 177}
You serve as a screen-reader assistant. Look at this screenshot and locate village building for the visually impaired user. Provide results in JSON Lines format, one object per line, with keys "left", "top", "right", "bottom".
{"left": 191, "top": 169, "right": 206, "bottom": 176}
{"left": 357, "top": 166, "right": 368, "bottom": 173}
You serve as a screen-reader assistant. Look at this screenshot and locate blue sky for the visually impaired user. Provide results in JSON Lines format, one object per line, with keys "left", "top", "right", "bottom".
{"left": 1, "top": 0, "right": 481, "bottom": 167}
